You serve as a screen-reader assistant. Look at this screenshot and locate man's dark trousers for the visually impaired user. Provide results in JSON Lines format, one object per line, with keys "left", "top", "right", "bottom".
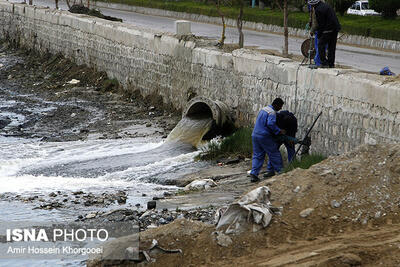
{"left": 318, "top": 31, "right": 338, "bottom": 68}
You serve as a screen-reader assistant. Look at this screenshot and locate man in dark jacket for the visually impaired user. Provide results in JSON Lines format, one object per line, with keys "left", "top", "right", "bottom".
{"left": 309, "top": 0, "right": 341, "bottom": 68}
{"left": 276, "top": 110, "right": 298, "bottom": 162}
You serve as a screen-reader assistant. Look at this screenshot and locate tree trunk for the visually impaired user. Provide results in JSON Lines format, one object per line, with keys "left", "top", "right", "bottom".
{"left": 216, "top": 0, "right": 226, "bottom": 47}
{"left": 283, "top": 0, "right": 288, "bottom": 57}
{"left": 28, "top": 0, "right": 32, "bottom": 5}
{"left": 55, "top": 0, "right": 59, "bottom": 9}
{"left": 65, "top": 0, "right": 71, "bottom": 9}
{"left": 87, "top": 0, "right": 90, "bottom": 9}
{"left": 237, "top": 0, "right": 244, "bottom": 48}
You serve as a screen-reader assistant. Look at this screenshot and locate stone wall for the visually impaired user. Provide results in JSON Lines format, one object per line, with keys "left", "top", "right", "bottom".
{"left": 0, "top": 1, "right": 399, "bottom": 155}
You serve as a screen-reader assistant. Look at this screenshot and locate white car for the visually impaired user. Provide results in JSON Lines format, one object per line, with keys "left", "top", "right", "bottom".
{"left": 347, "top": 1, "right": 380, "bottom": 16}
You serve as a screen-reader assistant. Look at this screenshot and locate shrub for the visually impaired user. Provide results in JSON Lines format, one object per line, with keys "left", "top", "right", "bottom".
{"left": 198, "top": 128, "right": 253, "bottom": 160}
{"left": 326, "top": 0, "right": 353, "bottom": 16}
{"left": 283, "top": 154, "right": 326, "bottom": 172}
{"left": 370, "top": 0, "right": 400, "bottom": 18}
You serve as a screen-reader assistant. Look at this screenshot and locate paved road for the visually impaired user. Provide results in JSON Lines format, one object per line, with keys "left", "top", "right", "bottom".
{"left": 11, "top": 0, "right": 400, "bottom": 74}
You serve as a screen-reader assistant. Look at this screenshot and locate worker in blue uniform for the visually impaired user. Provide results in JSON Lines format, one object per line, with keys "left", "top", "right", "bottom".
{"left": 249, "top": 98, "right": 286, "bottom": 183}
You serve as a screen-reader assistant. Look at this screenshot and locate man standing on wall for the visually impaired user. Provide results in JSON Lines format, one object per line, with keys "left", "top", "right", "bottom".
{"left": 249, "top": 98, "right": 286, "bottom": 183}
{"left": 308, "top": 0, "right": 341, "bottom": 68}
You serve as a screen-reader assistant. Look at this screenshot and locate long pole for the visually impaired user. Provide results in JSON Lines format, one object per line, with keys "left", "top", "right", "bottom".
{"left": 295, "top": 111, "right": 322, "bottom": 157}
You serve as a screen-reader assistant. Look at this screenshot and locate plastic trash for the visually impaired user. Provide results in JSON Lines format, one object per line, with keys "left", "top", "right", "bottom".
{"left": 380, "top": 67, "right": 395, "bottom": 76}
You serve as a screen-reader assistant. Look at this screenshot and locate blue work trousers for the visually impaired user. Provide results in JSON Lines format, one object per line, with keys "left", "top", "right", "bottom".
{"left": 284, "top": 142, "right": 295, "bottom": 163}
{"left": 251, "top": 135, "right": 283, "bottom": 176}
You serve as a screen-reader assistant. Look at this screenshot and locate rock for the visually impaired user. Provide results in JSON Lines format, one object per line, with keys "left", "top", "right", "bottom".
{"left": 49, "top": 192, "right": 57, "bottom": 197}
{"left": 215, "top": 232, "right": 233, "bottom": 247}
{"left": 139, "top": 210, "right": 152, "bottom": 219}
{"left": 339, "top": 253, "right": 362, "bottom": 265}
{"left": 184, "top": 179, "right": 217, "bottom": 191}
{"left": 293, "top": 186, "right": 301, "bottom": 193}
{"left": 142, "top": 193, "right": 147, "bottom": 197}
{"left": 67, "top": 79, "right": 80, "bottom": 84}
{"left": 159, "top": 218, "right": 167, "bottom": 225}
{"left": 70, "top": 113, "right": 76, "bottom": 118}
{"left": 375, "top": 211, "right": 381, "bottom": 218}
{"left": 300, "top": 208, "right": 314, "bottom": 218}
{"left": 147, "top": 200, "right": 156, "bottom": 210}
{"left": 220, "top": 157, "right": 241, "bottom": 165}
{"left": 72, "top": 191, "right": 84, "bottom": 195}
{"left": 153, "top": 196, "right": 165, "bottom": 200}
{"left": 321, "top": 253, "right": 362, "bottom": 266}
{"left": 163, "top": 192, "right": 173, "bottom": 197}
{"left": 145, "top": 123, "right": 152, "bottom": 127}
{"left": 0, "top": 116, "right": 11, "bottom": 129}
{"left": 147, "top": 224, "right": 158, "bottom": 229}
{"left": 331, "top": 200, "right": 341, "bottom": 208}
{"left": 86, "top": 212, "right": 97, "bottom": 219}
{"left": 117, "top": 196, "right": 127, "bottom": 204}
{"left": 166, "top": 216, "right": 174, "bottom": 222}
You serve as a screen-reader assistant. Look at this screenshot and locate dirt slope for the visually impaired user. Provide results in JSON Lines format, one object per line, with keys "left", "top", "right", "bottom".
{"left": 125, "top": 143, "right": 400, "bottom": 267}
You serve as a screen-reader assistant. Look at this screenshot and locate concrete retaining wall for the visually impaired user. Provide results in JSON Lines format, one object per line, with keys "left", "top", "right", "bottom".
{"left": 0, "top": 1, "right": 399, "bottom": 155}
{"left": 93, "top": 1, "right": 400, "bottom": 53}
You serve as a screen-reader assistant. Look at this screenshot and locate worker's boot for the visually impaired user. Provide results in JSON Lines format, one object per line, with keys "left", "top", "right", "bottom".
{"left": 263, "top": 171, "right": 275, "bottom": 179}
{"left": 249, "top": 174, "right": 260, "bottom": 183}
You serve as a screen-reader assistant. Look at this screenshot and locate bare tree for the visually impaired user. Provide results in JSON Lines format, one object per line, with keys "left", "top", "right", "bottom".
{"left": 236, "top": 0, "right": 244, "bottom": 48}
{"left": 214, "top": 0, "right": 245, "bottom": 48}
{"left": 274, "top": 0, "right": 289, "bottom": 57}
{"left": 215, "top": 0, "right": 227, "bottom": 47}
{"left": 65, "top": 0, "right": 71, "bottom": 9}
{"left": 283, "top": 0, "right": 288, "bottom": 56}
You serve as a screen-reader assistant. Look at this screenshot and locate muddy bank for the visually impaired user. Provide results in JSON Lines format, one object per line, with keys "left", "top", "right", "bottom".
{"left": 0, "top": 42, "right": 180, "bottom": 142}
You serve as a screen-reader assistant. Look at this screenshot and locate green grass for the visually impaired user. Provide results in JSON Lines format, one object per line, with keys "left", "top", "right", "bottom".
{"left": 98, "top": 0, "right": 400, "bottom": 41}
{"left": 283, "top": 154, "right": 326, "bottom": 173}
{"left": 198, "top": 127, "right": 253, "bottom": 160}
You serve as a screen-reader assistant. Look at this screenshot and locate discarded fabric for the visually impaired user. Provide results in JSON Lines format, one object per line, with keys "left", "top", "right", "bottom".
{"left": 215, "top": 186, "right": 278, "bottom": 234}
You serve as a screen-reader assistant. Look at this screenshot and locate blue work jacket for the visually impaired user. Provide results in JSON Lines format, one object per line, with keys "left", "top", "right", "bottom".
{"left": 252, "top": 105, "right": 281, "bottom": 137}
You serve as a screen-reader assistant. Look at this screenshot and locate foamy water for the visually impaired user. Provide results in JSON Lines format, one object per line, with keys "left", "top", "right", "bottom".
{"left": 0, "top": 138, "right": 200, "bottom": 194}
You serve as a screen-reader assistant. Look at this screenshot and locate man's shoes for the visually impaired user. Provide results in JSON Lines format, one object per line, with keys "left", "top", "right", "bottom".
{"left": 263, "top": 172, "right": 275, "bottom": 179}
{"left": 249, "top": 174, "right": 260, "bottom": 183}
